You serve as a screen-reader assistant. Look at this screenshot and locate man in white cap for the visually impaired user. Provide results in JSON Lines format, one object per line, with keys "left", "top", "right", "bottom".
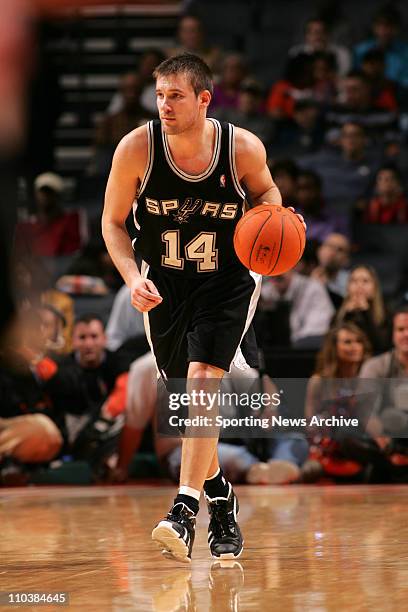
{"left": 16, "top": 172, "right": 87, "bottom": 257}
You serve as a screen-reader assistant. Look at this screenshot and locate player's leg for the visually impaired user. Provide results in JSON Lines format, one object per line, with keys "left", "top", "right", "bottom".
{"left": 152, "top": 361, "right": 223, "bottom": 563}
{"left": 179, "top": 363, "right": 244, "bottom": 560}
{"left": 203, "top": 454, "right": 244, "bottom": 560}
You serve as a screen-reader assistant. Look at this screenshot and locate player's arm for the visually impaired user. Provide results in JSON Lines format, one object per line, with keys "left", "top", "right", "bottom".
{"left": 235, "top": 127, "right": 282, "bottom": 206}
{"left": 102, "top": 127, "right": 162, "bottom": 312}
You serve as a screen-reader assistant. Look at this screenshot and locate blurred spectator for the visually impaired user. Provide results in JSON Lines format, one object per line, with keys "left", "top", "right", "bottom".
{"left": 325, "top": 71, "right": 398, "bottom": 145}
{"left": 359, "top": 305, "right": 408, "bottom": 449}
{"left": 363, "top": 165, "right": 408, "bottom": 224}
{"left": 210, "top": 53, "right": 247, "bottom": 112}
{"left": 360, "top": 48, "right": 398, "bottom": 111}
{"left": 0, "top": 309, "right": 64, "bottom": 481}
{"left": 169, "top": 14, "right": 222, "bottom": 74}
{"left": 92, "top": 73, "right": 154, "bottom": 177}
{"left": 59, "top": 238, "right": 123, "bottom": 294}
{"left": 311, "top": 51, "right": 339, "bottom": 105}
{"left": 38, "top": 305, "right": 66, "bottom": 357}
{"left": 213, "top": 79, "right": 274, "bottom": 146}
{"left": 354, "top": 4, "right": 408, "bottom": 87}
{"left": 13, "top": 256, "right": 75, "bottom": 354}
{"left": 108, "top": 49, "right": 165, "bottom": 116}
{"left": 16, "top": 172, "right": 87, "bottom": 257}
{"left": 266, "top": 54, "right": 314, "bottom": 120}
{"left": 268, "top": 159, "right": 299, "bottom": 205}
{"left": 271, "top": 100, "right": 324, "bottom": 158}
{"left": 298, "top": 122, "right": 380, "bottom": 212}
{"left": 111, "top": 353, "right": 306, "bottom": 485}
{"left": 296, "top": 170, "right": 350, "bottom": 242}
{"left": 105, "top": 285, "right": 146, "bottom": 352}
{"left": 257, "top": 270, "right": 334, "bottom": 349}
{"left": 289, "top": 17, "right": 351, "bottom": 76}
{"left": 295, "top": 239, "right": 319, "bottom": 277}
{"left": 49, "top": 314, "right": 131, "bottom": 476}
{"left": 311, "top": 233, "right": 351, "bottom": 308}
{"left": 304, "top": 323, "right": 375, "bottom": 482}
{"left": 335, "top": 265, "right": 390, "bottom": 353}
{"left": 306, "top": 323, "right": 371, "bottom": 431}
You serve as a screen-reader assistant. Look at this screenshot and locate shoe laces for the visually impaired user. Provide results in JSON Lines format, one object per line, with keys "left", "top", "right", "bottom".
{"left": 210, "top": 500, "right": 236, "bottom": 539}
{"left": 167, "top": 503, "right": 196, "bottom": 529}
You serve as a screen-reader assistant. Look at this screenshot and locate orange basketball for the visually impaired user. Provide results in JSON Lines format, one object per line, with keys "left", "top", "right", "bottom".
{"left": 233, "top": 204, "right": 306, "bottom": 275}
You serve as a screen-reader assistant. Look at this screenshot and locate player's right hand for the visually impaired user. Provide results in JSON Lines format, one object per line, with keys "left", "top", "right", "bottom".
{"left": 130, "top": 277, "right": 163, "bottom": 312}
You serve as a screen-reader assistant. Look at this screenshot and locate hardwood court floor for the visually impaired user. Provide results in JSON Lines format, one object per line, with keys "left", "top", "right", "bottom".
{"left": 1, "top": 484, "right": 407, "bottom": 611}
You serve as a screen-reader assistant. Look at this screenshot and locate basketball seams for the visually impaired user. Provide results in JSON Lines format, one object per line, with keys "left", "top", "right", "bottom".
{"left": 248, "top": 211, "right": 273, "bottom": 270}
{"left": 286, "top": 212, "right": 304, "bottom": 261}
{"left": 233, "top": 205, "right": 305, "bottom": 275}
{"left": 233, "top": 205, "right": 271, "bottom": 247}
{"left": 234, "top": 204, "right": 272, "bottom": 240}
{"left": 268, "top": 214, "right": 285, "bottom": 275}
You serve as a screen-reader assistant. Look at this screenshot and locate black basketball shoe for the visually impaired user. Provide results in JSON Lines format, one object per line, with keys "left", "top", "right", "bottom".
{"left": 205, "top": 484, "right": 243, "bottom": 559}
{"left": 152, "top": 502, "right": 196, "bottom": 564}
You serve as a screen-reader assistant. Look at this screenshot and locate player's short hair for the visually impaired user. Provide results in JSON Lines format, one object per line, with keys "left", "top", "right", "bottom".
{"left": 153, "top": 53, "right": 213, "bottom": 96}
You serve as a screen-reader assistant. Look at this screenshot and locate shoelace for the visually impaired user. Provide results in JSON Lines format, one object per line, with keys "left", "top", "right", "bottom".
{"left": 167, "top": 507, "right": 195, "bottom": 530}
{"left": 210, "top": 503, "right": 236, "bottom": 539}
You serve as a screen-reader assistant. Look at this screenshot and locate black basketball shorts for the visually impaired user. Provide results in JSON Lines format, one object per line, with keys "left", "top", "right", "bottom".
{"left": 142, "top": 262, "right": 261, "bottom": 379}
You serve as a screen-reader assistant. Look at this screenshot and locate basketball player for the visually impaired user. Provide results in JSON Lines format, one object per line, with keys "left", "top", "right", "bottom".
{"left": 102, "top": 53, "right": 305, "bottom": 563}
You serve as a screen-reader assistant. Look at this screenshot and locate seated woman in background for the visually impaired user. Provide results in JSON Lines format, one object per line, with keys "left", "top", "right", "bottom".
{"left": 306, "top": 322, "right": 371, "bottom": 418}
{"left": 335, "top": 265, "right": 391, "bottom": 354}
{"left": 304, "top": 322, "right": 382, "bottom": 482}
{"left": 363, "top": 165, "right": 408, "bottom": 224}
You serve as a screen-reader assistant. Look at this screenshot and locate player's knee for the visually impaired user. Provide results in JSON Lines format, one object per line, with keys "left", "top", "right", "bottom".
{"left": 188, "top": 362, "right": 224, "bottom": 380}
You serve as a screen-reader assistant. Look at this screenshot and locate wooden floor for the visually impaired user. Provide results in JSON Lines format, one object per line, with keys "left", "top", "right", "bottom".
{"left": 1, "top": 484, "right": 407, "bottom": 611}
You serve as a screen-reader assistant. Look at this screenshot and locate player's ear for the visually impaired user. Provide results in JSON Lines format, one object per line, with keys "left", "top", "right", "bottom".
{"left": 199, "top": 89, "right": 211, "bottom": 108}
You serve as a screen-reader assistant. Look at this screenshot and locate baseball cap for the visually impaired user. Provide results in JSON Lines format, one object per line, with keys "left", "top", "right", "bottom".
{"left": 34, "top": 172, "right": 64, "bottom": 193}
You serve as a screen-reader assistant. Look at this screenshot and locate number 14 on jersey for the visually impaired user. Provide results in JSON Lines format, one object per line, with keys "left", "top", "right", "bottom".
{"left": 162, "top": 230, "right": 218, "bottom": 272}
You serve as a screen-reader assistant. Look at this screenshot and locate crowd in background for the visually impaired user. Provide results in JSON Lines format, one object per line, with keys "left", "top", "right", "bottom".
{"left": 2, "top": 2, "right": 408, "bottom": 487}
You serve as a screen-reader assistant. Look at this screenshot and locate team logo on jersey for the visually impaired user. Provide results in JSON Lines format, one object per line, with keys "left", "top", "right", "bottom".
{"left": 220, "top": 174, "right": 226, "bottom": 188}
{"left": 173, "top": 198, "right": 203, "bottom": 223}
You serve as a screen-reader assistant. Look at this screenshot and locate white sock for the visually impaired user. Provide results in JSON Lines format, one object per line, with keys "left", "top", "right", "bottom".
{"left": 206, "top": 467, "right": 220, "bottom": 481}
{"left": 178, "top": 485, "right": 201, "bottom": 501}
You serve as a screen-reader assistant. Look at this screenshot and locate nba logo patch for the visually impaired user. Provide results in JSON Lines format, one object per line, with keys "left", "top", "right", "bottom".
{"left": 220, "top": 174, "right": 226, "bottom": 188}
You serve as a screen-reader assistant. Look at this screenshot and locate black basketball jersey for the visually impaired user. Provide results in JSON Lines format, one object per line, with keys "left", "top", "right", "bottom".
{"left": 133, "top": 118, "right": 247, "bottom": 278}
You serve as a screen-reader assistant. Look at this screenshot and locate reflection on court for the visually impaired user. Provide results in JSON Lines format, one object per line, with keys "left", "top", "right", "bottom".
{"left": 1, "top": 484, "right": 407, "bottom": 611}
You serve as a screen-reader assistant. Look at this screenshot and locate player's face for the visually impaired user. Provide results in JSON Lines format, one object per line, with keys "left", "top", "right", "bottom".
{"left": 336, "top": 329, "right": 364, "bottom": 364}
{"left": 156, "top": 73, "right": 209, "bottom": 135}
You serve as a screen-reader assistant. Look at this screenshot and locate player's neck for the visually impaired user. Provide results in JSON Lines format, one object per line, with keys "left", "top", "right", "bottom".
{"left": 166, "top": 117, "right": 212, "bottom": 158}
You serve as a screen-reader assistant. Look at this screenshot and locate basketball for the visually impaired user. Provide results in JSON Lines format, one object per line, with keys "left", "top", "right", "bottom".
{"left": 233, "top": 204, "right": 306, "bottom": 275}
